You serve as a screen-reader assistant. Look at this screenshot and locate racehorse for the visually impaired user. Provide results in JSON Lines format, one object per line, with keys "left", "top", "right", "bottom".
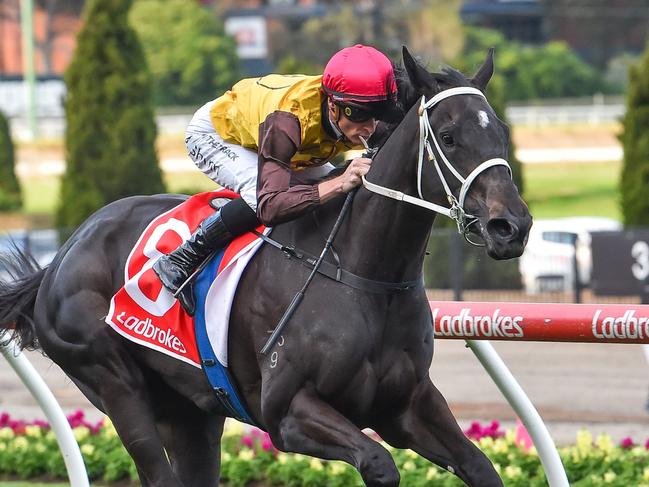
{"left": 0, "top": 47, "right": 531, "bottom": 487}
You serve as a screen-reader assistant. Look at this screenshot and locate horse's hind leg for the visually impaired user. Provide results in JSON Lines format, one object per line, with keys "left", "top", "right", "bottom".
{"left": 267, "top": 387, "right": 400, "bottom": 487}
{"left": 96, "top": 359, "right": 185, "bottom": 486}
{"left": 373, "top": 380, "right": 503, "bottom": 487}
{"left": 44, "top": 331, "right": 184, "bottom": 486}
{"left": 155, "top": 395, "right": 225, "bottom": 486}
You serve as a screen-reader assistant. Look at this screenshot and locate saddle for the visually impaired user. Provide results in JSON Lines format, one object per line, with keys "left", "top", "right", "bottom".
{"left": 105, "top": 189, "right": 266, "bottom": 425}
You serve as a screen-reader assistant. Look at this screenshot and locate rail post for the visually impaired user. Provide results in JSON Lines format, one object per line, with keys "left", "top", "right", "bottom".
{"left": 0, "top": 335, "right": 89, "bottom": 487}
{"left": 466, "top": 340, "right": 569, "bottom": 487}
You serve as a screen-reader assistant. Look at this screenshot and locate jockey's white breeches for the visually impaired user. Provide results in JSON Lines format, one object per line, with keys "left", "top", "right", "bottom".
{"left": 186, "top": 100, "right": 334, "bottom": 210}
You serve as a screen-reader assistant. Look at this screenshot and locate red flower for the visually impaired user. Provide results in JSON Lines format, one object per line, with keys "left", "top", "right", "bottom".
{"left": 620, "top": 437, "right": 635, "bottom": 449}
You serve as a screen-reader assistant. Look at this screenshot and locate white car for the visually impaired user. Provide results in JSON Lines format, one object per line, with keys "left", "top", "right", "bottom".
{"left": 519, "top": 217, "right": 622, "bottom": 294}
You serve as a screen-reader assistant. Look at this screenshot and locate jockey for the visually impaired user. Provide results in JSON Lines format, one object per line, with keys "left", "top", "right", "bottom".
{"left": 153, "top": 44, "right": 399, "bottom": 315}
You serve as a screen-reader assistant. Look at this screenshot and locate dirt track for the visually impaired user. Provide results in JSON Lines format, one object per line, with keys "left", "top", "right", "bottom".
{"left": 2, "top": 337, "right": 648, "bottom": 446}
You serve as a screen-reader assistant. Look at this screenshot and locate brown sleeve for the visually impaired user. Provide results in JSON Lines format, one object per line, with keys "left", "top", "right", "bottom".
{"left": 256, "top": 111, "right": 321, "bottom": 226}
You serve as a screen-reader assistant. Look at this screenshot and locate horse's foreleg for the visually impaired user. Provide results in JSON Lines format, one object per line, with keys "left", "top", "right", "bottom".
{"left": 374, "top": 380, "right": 503, "bottom": 487}
{"left": 268, "top": 387, "right": 400, "bottom": 487}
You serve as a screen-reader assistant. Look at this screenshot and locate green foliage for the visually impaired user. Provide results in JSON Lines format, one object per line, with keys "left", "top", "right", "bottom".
{"left": 0, "top": 111, "right": 22, "bottom": 211}
{"left": 619, "top": 43, "right": 649, "bottom": 226}
{"left": 275, "top": 55, "right": 322, "bottom": 76}
{"left": 3, "top": 419, "right": 649, "bottom": 486}
{"left": 130, "top": 0, "right": 239, "bottom": 106}
{"left": 269, "top": 1, "right": 463, "bottom": 70}
{"left": 460, "top": 27, "right": 614, "bottom": 101}
{"left": 481, "top": 71, "right": 525, "bottom": 196}
{"left": 270, "top": 5, "right": 366, "bottom": 69}
{"left": 58, "top": 0, "right": 165, "bottom": 231}
{"left": 425, "top": 229, "right": 522, "bottom": 290}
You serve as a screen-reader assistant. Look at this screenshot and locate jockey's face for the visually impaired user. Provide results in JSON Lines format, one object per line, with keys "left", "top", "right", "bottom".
{"left": 328, "top": 99, "right": 378, "bottom": 146}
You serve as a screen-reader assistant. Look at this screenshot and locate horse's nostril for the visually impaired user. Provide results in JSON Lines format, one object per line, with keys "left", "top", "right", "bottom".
{"left": 486, "top": 218, "right": 518, "bottom": 241}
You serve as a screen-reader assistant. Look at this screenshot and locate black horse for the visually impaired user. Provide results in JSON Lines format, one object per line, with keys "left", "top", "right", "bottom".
{"left": 1, "top": 47, "right": 531, "bottom": 487}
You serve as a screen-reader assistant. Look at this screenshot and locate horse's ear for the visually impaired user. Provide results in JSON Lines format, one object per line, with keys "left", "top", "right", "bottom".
{"left": 471, "top": 48, "right": 495, "bottom": 92}
{"left": 402, "top": 46, "right": 438, "bottom": 92}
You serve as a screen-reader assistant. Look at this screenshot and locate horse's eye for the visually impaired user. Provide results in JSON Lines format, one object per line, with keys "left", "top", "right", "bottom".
{"left": 441, "top": 133, "right": 454, "bottom": 146}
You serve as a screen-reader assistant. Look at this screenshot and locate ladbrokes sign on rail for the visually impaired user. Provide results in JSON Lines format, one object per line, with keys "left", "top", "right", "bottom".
{"left": 432, "top": 307, "right": 524, "bottom": 339}
{"left": 431, "top": 303, "right": 649, "bottom": 343}
{"left": 591, "top": 309, "right": 649, "bottom": 340}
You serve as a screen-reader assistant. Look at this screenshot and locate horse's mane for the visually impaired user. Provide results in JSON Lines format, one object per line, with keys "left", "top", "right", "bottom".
{"left": 392, "top": 60, "right": 472, "bottom": 112}
{"left": 370, "top": 59, "right": 472, "bottom": 148}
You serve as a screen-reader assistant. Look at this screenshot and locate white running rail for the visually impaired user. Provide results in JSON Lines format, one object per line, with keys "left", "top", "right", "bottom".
{"left": 1, "top": 335, "right": 89, "bottom": 487}
{"left": 467, "top": 340, "right": 569, "bottom": 487}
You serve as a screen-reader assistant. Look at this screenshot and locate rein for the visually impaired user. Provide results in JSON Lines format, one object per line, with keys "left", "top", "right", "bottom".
{"left": 252, "top": 230, "right": 422, "bottom": 293}
{"left": 362, "top": 86, "right": 512, "bottom": 245}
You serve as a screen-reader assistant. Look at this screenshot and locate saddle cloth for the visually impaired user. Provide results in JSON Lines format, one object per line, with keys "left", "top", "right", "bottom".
{"left": 105, "top": 189, "right": 267, "bottom": 424}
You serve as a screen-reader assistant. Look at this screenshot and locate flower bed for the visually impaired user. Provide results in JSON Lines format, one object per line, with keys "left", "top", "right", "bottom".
{"left": 1, "top": 411, "right": 649, "bottom": 486}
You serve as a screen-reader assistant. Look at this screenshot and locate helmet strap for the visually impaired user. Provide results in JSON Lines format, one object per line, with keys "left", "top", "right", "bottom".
{"left": 327, "top": 98, "right": 346, "bottom": 141}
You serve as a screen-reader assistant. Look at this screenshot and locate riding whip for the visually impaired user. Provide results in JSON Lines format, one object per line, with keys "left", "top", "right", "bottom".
{"left": 260, "top": 137, "right": 372, "bottom": 355}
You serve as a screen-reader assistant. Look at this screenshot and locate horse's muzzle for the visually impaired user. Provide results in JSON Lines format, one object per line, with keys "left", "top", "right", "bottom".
{"left": 483, "top": 215, "right": 532, "bottom": 259}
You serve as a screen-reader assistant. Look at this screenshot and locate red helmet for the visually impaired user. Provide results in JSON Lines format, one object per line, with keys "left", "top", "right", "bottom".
{"left": 322, "top": 44, "right": 397, "bottom": 104}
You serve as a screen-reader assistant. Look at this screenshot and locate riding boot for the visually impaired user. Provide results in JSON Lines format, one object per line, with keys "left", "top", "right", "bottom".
{"left": 153, "top": 198, "right": 259, "bottom": 316}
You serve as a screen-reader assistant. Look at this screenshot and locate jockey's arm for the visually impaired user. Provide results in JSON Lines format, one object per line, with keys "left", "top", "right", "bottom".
{"left": 256, "top": 112, "right": 368, "bottom": 227}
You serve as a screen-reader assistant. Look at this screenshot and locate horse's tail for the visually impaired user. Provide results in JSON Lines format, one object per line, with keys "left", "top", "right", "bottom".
{"left": 0, "top": 247, "right": 46, "bottom": 350}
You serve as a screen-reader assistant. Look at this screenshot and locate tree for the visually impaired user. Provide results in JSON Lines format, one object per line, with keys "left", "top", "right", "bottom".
{"left": 544, "top": 0, "right": 649, "bottom": 71}
{"left": 57, "top": 0, "right": 164, "bottom": 231}
{"left": 397, "top": 0, "right": 463, "bottom": 63}
{"left": 619, "top": 42, "right": 649, "bottom": 226}
{"left": 460, "top": 26, "right": 609, "bottom": 102}
{"left": 130, "top": 0, "right": 239, "bottom": 106}
{"left": 268, "top": 0, "right": 464, "bottom": 74}
{"left": 0, "top": 111, "right": 22, "bottom": 211}
{"left": 453, "top": 33, "right": 524, "bottom": 195}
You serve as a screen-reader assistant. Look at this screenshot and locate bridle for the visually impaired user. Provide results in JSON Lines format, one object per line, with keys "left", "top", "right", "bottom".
{"left": 362, "top": 86, "right": 511, "bottom": 246}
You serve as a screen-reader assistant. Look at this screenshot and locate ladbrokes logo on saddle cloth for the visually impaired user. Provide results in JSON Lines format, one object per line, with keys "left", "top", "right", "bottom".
{"left": 105, "top": 189, "right": 265, "bottom": 368}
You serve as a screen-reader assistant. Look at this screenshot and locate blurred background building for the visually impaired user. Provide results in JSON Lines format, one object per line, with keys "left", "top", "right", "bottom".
{"left": 2, "top": 1, "right": 649, "bottom": 79}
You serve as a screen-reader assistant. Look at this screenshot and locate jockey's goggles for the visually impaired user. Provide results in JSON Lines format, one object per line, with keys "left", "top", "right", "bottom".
{"left": 336, "top": 102, "right": 378, "bottom": 123}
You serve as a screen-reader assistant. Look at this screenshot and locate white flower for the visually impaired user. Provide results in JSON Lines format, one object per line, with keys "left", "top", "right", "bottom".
{"left": 0, "top": 427, "right": 14, "bottom": 440}
{"left": 24, "top": 425, "right": 41, "bottom": 438}
{"left": 576, "top": 429, "right": 593, "bottom": 450}
{"left": 504, "top": 465, "right": 522, "bottom": 478}
{"left": 237, "top": 449, "right": 254, "bottom": 461}
{"left": 402, "top": 461, "right": 416, "bottom": 471}
{"left": 309, "top": 458, "right": 324, "bottom": 471}
{"left": 73, "top": 426, "right": 90, "bottom": 442}
{"left": 81, "top": 444, "right": 95, "bottom": 456}
{"left": 426, "top": 467, "right": 439, "bottom": 480}
{"left": 596, "top": 434, "right": 614, "bottom": 454}
{"left": 330, "top": 462, "right": 346, "bottom": 475}
{"left": 12, "top": 437, "right": 29, "bottom": 450}
{"left": 643, "top": 466, "right": 649, "bottom": 480}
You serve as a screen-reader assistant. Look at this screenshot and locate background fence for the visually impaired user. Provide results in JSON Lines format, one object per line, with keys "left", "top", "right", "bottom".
{"left": 424, "top": 226, "right": 645, "bottom": 305}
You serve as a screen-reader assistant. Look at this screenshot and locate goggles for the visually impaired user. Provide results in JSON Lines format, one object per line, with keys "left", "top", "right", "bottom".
{"left": 336, "top": 103, "right": 376, "bottom": 123}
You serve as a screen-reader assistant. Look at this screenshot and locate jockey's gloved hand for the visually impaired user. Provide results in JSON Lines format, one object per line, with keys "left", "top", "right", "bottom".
{"left": 340, "top": 157, "right": 372, "bottom": 192}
